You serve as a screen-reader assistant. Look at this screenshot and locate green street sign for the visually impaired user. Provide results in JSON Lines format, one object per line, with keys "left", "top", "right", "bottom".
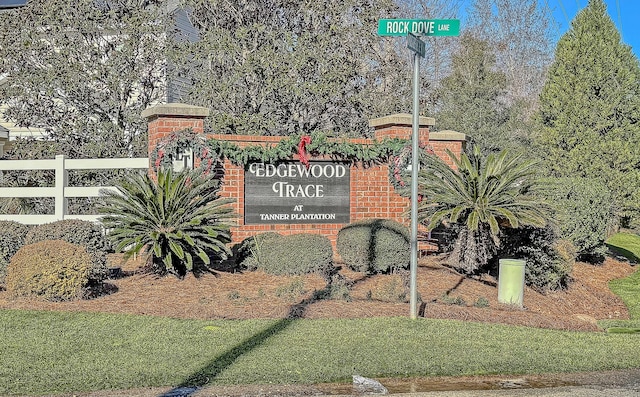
{"left": 407, "top": 33, "right": 425, "bottom": 57}
{"left": 377, "top": 19, "right": 460, "bottom": 37}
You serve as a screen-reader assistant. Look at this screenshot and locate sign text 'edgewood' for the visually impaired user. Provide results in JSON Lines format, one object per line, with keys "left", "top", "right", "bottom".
{"left": 244, "top": 161, "right": 350, "bottom": 224}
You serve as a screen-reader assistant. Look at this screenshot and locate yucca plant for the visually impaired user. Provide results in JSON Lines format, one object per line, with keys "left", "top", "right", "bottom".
{"left": 99, "top": 167, "right": 235, "bottom": 278}
{"left": 416, "top": 146, "right": 549, "bottom": 274}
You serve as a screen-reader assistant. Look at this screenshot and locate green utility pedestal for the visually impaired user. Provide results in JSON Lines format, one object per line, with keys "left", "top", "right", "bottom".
{"left": 498, "top": 259, "right": 526, "bottom": 307}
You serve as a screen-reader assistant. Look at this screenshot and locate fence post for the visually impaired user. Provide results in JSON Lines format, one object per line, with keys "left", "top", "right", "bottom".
{"left": 54, "top": 154, "right": 68, "bottom": 221}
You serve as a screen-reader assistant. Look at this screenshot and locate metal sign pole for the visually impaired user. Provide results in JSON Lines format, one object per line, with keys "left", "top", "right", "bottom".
{"left": 377, "top": 19, "right": 459, "bottom": 319}
{"left": 409, "top": 46, "right": 421, "bottom": 320}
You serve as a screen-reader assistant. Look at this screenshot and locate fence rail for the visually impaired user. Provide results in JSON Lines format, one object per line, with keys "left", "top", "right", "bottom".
{"left": 0, "top": 155, "right": 149, "bottom": 225}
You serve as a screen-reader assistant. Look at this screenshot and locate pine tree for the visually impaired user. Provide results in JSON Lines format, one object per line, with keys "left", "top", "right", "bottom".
{"left": 435, "top": 33, "right": 511, "bottom": 156}
{"left": 535, "top": 0, "right": 640, "bottom": 224}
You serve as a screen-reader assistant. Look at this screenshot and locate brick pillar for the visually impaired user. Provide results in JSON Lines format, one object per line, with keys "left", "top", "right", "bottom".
{"left": 141, "top": 103, "right": 210, "bottom": 158}
{"left": 428, "top": 130, "right": 467, "bottom": 168}
{"left": 369, "top": 113, "right": 466, "bottom": 168}
{"left": 369, "top": 113, "right": 435, "bottom": 144}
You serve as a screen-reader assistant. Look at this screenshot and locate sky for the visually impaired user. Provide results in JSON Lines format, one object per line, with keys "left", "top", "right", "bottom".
{"left": 537, "top": 0, "right": 638, "bottom": 56}
{"left": 547, "top": 0, "right": 640, "bottom": 56}
{"left": 456, "top": 1, "right": 639, "bottom": 57}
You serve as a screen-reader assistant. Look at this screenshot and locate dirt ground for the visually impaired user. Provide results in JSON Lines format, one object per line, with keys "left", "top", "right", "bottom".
{"left": 0, "top": 254, "right": 635, "bottom": 332}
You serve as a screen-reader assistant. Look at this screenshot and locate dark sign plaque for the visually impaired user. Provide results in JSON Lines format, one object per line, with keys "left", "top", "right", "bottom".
{"left": 244, "top": 161, "right": 350, "bottom": 224}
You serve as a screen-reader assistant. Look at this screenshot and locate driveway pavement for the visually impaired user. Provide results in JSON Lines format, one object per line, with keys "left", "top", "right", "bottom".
{"left": 37, "top": 369, "right": 640, "bottom": 397}
{"left": 383, "top": 387, "right": 640, "bottom": 397}
{"left": 188, "top": 369, "right": 640, "bottom": 397}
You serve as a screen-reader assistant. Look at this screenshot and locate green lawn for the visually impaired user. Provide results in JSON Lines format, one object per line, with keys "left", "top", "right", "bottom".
{"left": 606, "top": 232, "right": 640, "bottom": 263}
{"left": 600, "top": 232, "right": 640, "bottom": 331}
{"left": 3, "top": 232, "right": 640, "bottom": 396}
{"left": 2, "top": 310, "right": 640, "bottom": 396}
{"left": 608, "top": 268, "right": 640, "bottom": 321}
{"left": 604, "top": 250, "right": 640, "bottom": 330}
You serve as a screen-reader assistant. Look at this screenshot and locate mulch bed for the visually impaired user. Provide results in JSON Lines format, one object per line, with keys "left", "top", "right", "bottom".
{"left": 0, "top": 254, "right": 635, "bottom": 332}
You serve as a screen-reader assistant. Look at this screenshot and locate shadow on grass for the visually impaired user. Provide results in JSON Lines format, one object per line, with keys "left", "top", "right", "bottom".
{"left": 160, "top": 221, "right": 409, "bottom": 396}
{"left": 177, "top": 317, "right": 295, "bottom": 388}
{"left": 159, "top": 277, "right": 346, "bottom": 396}
{"left": 606, "top": 244, "right": 639, "bottom": 264}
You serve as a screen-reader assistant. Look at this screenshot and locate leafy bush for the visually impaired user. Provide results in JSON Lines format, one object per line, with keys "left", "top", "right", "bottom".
{"left": 240, "top": 233, "right": 334, "bottom": 276}
{"left": 498, "top": 226, "right": 576, "bottom": 292}
{"left": 439, "top": 293, "right": 466, "bottom": 306}
{"left": 321, "top": 274, "right": 353, "bottom": 301}
{"left": 337, "top": 218, "right": 409, "bottom": 274}
{"left": 372, "top": 277, "right": 407, "bottom": 302}
{"left": 24, "top": 219, "right": 110, "bottom": 282}
{"left": 5, "top": 240, "right": 93, "bottom": 301}
{"left": 275, "top": 277, "right": 306, "bottom": 301}
{"left": 99, "top": 167, "right": 235, "bottom": 278}
{"left": 474, "top": 297, "right": 490, "bottom": 308}
{"left": 0, "top": 221, "right": 30, "bottom": 287}
{"left": 541, "top": 177, "right": 615, "bottom": 262}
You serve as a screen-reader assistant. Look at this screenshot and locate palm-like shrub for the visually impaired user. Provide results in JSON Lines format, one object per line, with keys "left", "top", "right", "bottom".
{"left": 417, "top": 146, "right": 549, "bottom": 274}
{"left": 99, "top": 167, "right": 235, "bottom": 278}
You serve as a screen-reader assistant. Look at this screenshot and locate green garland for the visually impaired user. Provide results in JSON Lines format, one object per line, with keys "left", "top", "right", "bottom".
{"left": 151, "top": 129, "right": 410, "bottom": 168}
{"left": 152, "top": 130, "right": 217, "bottom": 172}
{"left": 150, "top": 129, "right": 438, "bottom": 197}
{"left": 389, "top": 143, "right": 435, "bottom": 198}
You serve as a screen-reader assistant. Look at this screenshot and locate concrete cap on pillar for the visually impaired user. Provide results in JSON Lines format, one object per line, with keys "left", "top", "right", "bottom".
{"left": 142, "top": 103, "right": 210, "bottom": 120}
{"left": 369, "top": 113, "right": 435, "bottom": 129}
{"left": 429, "top": 129, "right": 467, "bottom": 141}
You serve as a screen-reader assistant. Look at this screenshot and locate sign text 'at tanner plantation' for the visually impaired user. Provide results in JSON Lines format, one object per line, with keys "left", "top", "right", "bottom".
{"left": 244, "top": 161, "right": 350, "bottom": 224}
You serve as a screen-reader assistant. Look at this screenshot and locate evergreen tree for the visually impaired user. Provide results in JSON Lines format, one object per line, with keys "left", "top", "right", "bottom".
{"left": 465, "top": 0, "right": 556, "bottom": 156}
{"left": 535, "top": 0, "right": 640, "bottom": 224}
{"left": 435, "top": 33, "right": 511, "bottom": 156}
{"left": 0, "top": 0, "right": 171, "bottom": 158}
{"left": 176, "top": 0, "right": 407, "bottom": 137}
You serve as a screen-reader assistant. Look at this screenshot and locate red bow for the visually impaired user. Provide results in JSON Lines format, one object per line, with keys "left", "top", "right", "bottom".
{"left": 298, "top": 135, "right": 312, "bottom": 169}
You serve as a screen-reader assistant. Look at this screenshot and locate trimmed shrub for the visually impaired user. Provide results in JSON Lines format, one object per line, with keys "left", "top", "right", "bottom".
{"left": 236, "top": 232, "right": 283, "bottom": 270}
{"left": 6, "top": 240, "right": 93, "bottom": 301}
{"left": 541, "top": 177, "right": 615, "bottom": 263}
{"left": 498, "top": 226, "right": 576, "bottom": 292}
{"left": 0, "top": 221, "right": 31, "bottom": 287}
{"left": 337, "top": 218, "right": 410, "bottom": 274}
{"left": 240, "top": 233, "right": 334, "bottom": 276}
{"left": 24, "top": 219, "right": 110, "bottom": 281}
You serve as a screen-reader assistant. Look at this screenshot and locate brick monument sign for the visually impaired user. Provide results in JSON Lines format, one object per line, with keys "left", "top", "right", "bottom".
{"left": 143, "top": 104, "right": 466, "bottom": 249}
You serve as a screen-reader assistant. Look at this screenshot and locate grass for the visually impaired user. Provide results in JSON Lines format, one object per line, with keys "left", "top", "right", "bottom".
{"left": 608, "top": 268, "right": 640, "bottom": 320}
{"left": 605, "top": 232, "right": 640, "bottom": 263}
{"left": 599, "top": 232, "right": 640, "bottom": 332}
{"left": 3, "top": 310, "right": 640, "bottom": 396}
{"left": 602, "top": 261, "right": 640, "bottom": 331}
{"left": 2, "top": 232, "right": 639, "bottom": 395}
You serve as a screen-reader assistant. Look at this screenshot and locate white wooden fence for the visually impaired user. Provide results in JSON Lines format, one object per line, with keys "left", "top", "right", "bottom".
{"left": 0, "top": 155, "right": 149, "bottom": 224}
